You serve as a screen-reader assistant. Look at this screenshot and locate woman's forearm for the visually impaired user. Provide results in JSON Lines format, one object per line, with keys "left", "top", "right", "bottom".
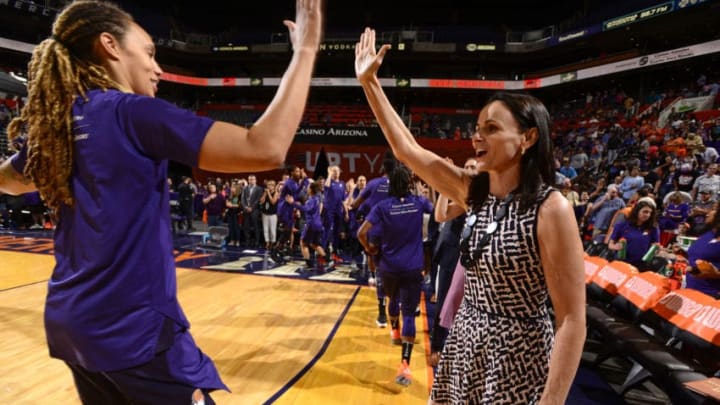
{"left": 539, "top": 316, "right": 586, "bottom": 405}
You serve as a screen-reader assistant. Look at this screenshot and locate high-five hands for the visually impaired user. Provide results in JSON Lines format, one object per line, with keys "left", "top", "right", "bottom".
{"left": 284, "top": 0, "right": 323, "bottom": 53}
{"left": 355, "top": 27, "right": 391, "bottom": 84}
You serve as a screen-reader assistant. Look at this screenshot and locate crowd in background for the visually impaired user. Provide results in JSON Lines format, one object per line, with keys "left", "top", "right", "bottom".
{"left": 2, "top": 75, "right": 720, "bottom": 275}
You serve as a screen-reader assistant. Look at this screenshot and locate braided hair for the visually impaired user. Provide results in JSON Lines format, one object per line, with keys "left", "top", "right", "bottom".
{"left": 7, "top": 0, "right": 132, "bottom": 213}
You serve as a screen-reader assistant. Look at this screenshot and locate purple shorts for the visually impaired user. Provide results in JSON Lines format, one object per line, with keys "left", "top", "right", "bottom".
{"left": 301, "top": 227, "right": 323, "bottom": 246}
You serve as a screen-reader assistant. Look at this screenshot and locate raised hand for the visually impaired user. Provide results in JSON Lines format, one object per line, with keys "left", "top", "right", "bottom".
{"left": 354, "top": 27, "right": 391, "bottom": 84}
{"left": 694, "top": 259, "right": 720, "bottom": 279}
{"left": 284, "top": 0, "right": 323, "bottom": 53}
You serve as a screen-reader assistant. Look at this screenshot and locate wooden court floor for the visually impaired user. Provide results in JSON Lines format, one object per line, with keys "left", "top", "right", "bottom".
{"left": 0, "top": 249, "right": 433, "bottom": 404}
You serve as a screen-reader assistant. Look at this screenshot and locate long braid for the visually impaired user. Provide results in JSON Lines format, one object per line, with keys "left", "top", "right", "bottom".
{"left": 6, "top": 0, "right": 132, "bottom": 214}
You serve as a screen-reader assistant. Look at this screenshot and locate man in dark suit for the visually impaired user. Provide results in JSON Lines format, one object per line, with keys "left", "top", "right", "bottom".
{"left": 177, "top": 176, "right": 195, "bottom": 231}
{"left": 241, "top": 175, "right": 264, "bottom": 247}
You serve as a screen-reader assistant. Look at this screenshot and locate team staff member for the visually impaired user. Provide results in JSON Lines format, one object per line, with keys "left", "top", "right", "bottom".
{"left": 355, "top": 27, "right": 585, "bottom": 404}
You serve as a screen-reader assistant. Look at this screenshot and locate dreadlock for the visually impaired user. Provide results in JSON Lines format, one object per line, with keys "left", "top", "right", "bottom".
{"left": 7, "top": 0, "right": 132, "bottom": 214}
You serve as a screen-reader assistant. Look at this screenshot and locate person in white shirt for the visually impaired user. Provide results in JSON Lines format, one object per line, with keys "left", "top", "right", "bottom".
{"left": 692, "top": 163, "right": 720, "bottom": 202}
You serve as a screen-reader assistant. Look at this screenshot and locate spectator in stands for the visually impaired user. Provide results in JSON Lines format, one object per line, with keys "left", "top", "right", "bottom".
{"left": 356, "top": 30, "right": 585, "bottom": 404}
{"left": 688, "top": 190, "right": 717, "bottom": 235}
{"left": 554, "top": 162, "right": 568, "bottom": 187}
{"left": 576, "top": 191, "right": 592, "bottom": 236}
{"left": 659, "top": 159, "right": 679, "bottom": 198}
{"left": 203, "top": 184, "right": 226, "bottom": 227}
{"left": 686, "top": 130, "right": 705, "bottom": 160}
{"left": 177, "top": 176, "right": 196, "bottom": 231}
{"left": 607, "top": 130, "right": 622, "bottom": 163}
{"left": 619, "top": 166, "right": 645, "bottom": 202}
{"left": 674, "top": 154, "right": 699, "bottom": 194}
{"left": 659, "top": 191, "right": 690, "bottom": 232}
{"left": 701, "top": 145, "right": 719, "bottom": 165}
{"left": 225, "top": 183, "right": 241, "bottom": 247}
{"left": 560, "top": 178, "right": 580, "bottom": 207}
{"left": 587, "top": 177, "right": 607, "bottom": 202}
{"left": 259, "top": 179, "right": 280, "bottom": 250}
{"left": 559, "top": 157, "right": 578, "bottom": 180}
{"left": 0, "top": 1, "right": 322, "bottom": 403}
{"left": 608, "top": 160, "right": 626, "bottom": 183}
{"left": 570, "top": 146, "right": 589, "bottom": 175}
{"left": 607, "top": 198, "right": 660, "bottom": 271}
{"left": 691, "top": 163, "right": 719, "bottom": 202}
{"left": 589, "top": 139, "right": 604, "bottom": 166}
{"left": 643, "top": 166, "right": 662, "bottom": 197}
{"left": 586, "top": 184, "right": 625, "bottom": 237}
{"left": 241, "top": 174, "right": 263, "bottom": 248}
{"left": 685, "top": 202, "right": 720, "bottom": 297}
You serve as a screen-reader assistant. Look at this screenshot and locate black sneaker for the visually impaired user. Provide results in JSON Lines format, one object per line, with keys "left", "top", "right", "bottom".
{"left": 376, "top": 313, "right": 388, "bottom": 328}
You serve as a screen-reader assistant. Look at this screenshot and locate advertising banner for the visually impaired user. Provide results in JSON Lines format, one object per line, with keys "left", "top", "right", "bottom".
{"left": 195, "top": 139, "right": 473, "bottom": 181}
{"left": 294, "top": 125, "right": 387, "bottom": 145}
{"left": 602, "top": 2, "right": 674, "bottom": 31}
{"left": 675, "top": 0, "right": 709, "bottom": 9}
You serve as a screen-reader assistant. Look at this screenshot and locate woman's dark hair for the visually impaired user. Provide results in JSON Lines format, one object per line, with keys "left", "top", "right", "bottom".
{"left": 628, "top": 201, "right": 658, "bottom": 230}
{"left": 467, "top": 92, "right": 555, "bottom": 212}
{"left": 389, "top": 166, "right": 412, "bottom": 198}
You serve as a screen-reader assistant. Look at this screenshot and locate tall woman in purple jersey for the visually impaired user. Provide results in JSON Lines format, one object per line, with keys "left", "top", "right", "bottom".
{"left": 0, "top": 1, "right": 323, "bottom": 403}
{"left": 356, "top": 28, "right": 586, "bottom": 404}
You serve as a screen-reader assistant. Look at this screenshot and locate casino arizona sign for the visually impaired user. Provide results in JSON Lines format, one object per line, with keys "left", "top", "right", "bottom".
{"left": 297, "top": 127, "right": 370, "bottom": 137}
{"left": 294, "top": 125, "right": 387, "bottom": 145}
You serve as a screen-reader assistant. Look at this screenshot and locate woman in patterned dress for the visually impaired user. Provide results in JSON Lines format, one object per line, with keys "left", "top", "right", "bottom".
{"left": 354, "top": 28, "right": 586, "bottom": 404}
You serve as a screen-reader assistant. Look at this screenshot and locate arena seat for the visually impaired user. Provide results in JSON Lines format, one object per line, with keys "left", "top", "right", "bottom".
{"left": 587, "top": 285, "right": 720, "bottom": 403}
{"left": 587, "top": 260, "right": 638, "bottom": 303}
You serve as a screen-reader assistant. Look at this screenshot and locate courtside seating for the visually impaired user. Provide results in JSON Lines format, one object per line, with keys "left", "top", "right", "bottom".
{"left": 585, "top": 265, "right": 720, "bottom": 403}
{"left": 587, "top": 260, "right": 638, "bottom": 303}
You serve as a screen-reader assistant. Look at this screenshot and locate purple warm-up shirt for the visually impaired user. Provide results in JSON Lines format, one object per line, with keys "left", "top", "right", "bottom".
{"left": 366, "top": 194, "right": 433, "bottom": 273}
{"left": 12, "top": 90, "right": 225, "bottom": 389}
{"left": 324, "top": 179, "right": 346, "bottom": 213}
{"left": 357, "top": 175, "right": 389, "bottom": 218}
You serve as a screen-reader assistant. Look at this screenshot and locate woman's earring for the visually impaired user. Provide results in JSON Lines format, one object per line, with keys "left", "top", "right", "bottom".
{"left": 520, "top": 146, "right": 526, "bottom": 156}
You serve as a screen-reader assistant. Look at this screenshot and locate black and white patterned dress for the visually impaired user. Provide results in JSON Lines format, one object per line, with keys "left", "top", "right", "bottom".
{"left": 431, "top": 186, "right": 556, "bottom": 404}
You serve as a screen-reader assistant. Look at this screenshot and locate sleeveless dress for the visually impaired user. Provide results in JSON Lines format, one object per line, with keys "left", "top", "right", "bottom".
{"left": 431, "top": 186, "right": 556, "bottom": 404}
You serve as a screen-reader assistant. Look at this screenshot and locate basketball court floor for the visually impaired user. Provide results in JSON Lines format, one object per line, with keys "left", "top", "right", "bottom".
{"left": 0, "top": 229, "right": 667, "bottom": 404}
